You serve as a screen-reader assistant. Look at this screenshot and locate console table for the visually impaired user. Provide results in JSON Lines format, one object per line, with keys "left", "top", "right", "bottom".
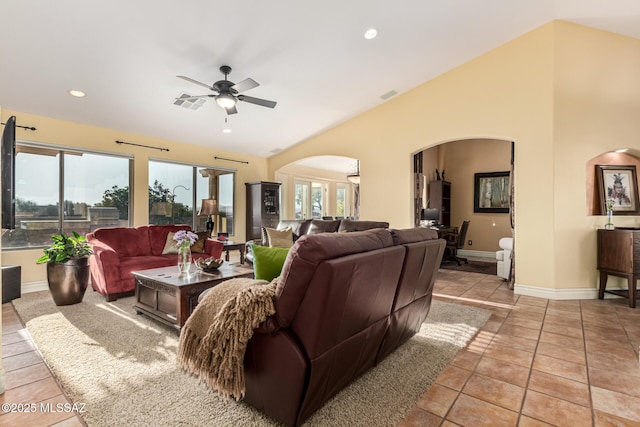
{"left": 597, "top": 228, "right": 640, "bottom": 308}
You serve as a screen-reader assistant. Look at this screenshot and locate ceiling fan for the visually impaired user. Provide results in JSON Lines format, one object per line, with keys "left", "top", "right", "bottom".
{"left": 177, "top": 65, "right": 277, "bottom": 115}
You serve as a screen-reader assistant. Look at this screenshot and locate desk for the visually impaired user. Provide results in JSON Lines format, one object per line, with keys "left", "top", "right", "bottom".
{"left": 430, "top": 226, "right": 456, "bottom": 238}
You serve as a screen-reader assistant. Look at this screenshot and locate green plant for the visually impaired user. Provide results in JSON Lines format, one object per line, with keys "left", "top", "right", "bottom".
{"left": 36, "top": 231, "right": 93, "bottom": 264}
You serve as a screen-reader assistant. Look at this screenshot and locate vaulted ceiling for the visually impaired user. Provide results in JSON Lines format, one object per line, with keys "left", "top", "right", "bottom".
{"left": 2, "top": 1, "right": 640, "bottom": 158}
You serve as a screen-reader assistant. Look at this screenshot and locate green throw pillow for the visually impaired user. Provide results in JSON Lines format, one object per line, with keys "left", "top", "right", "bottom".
{"left": 252, "top": 244, "right": 289, "bottom": 282}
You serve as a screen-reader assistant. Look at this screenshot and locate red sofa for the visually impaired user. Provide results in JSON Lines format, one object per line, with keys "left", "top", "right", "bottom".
{"left": 86, "top": 225, "right": 224, "bottom": 301}
{"left": 242, "top": 227, "right": 445, "bottom": 426}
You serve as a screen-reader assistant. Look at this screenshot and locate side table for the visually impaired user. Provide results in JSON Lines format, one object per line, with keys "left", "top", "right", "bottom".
{"left": 220, "top": 241, "right": 246, "bottom": 264}
{"left": 597, "top": 228, "right": 640, "bottom": 308}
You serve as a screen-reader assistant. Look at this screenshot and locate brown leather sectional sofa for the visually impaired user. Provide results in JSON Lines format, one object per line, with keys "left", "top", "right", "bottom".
{"left": 243, "top": 227, "right": 445, "bottom": 426}
{"left": 244, "top": 218, "right": 390, "bottom": 263}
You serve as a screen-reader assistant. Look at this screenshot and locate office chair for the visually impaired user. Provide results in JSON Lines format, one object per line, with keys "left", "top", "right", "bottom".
{"left": 442, "top": 220, "right": 470, "bottom": 266}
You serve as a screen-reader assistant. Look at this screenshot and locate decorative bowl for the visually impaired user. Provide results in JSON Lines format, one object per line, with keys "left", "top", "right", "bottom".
{"left": 195, "top": 257, "right": 224, "bottom": 272}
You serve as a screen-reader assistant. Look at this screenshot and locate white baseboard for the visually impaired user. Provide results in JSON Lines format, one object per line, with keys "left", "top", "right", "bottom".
{"left": 22, "top": 280, "right": 49, "bottom": 294}
{"left": 514, "top": 283, "right": 627, "bottom": 301}
{"left": 457, "top": 249, "right": 495, "bottom": 259}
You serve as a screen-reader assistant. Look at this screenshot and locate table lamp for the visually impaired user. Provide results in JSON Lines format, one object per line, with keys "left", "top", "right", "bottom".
{"left": 198, "top": 199, "right": 219, "bottom": 237}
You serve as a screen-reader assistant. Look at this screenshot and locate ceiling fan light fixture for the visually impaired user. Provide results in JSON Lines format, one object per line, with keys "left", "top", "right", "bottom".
{"left": 216, "top": 93, "right": 236, "bottom": 109}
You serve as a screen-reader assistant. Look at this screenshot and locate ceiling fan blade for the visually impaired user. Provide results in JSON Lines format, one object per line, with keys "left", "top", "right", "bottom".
{"left": 238, "top": 95, "right": 277, "bottom": 108}
{"left": 177, "top": 75, "right": 213, "bottom": 90}
{"left": 232, "top": 77, "right": 259, "bottom": 93}
{"left": 226, "top": 105, "right": 238, "bottom": 115}
{"left": 175, "top": 94, "right": 215, "bottom": 101}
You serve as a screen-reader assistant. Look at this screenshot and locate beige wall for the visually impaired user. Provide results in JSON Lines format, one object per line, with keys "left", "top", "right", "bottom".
{"left": 553, "top": 23, "right": 640, "bottom": 290}
{"left": 268, "top": 21, "right": 640, "bottom": 295}
{"left": 0, "top": 109, "right": 269, "bottom": 284}
{"left": 440, "top": 139, "right": 512, "bottom": 252}
{"left": 269, "top": 21, "right": 556, "bottom": 290}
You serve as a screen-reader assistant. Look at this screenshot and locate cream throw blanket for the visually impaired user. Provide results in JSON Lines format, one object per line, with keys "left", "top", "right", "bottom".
{"left": 177, "top": 277, "right": 277, "bottom": 401}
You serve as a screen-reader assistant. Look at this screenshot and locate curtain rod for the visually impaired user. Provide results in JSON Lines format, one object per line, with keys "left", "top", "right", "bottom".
{"left": 1, "top": 122, "right": 37, "bottom": 131}
{"left": 116, "top": 140, "right": 169, "bottom": 152}
{"left": 214, "top": 156, "right": 249, "bottom": 164}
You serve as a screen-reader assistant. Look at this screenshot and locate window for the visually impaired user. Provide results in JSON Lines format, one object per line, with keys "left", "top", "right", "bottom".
{"left": 294, "top": 180, "right": 326, "bottom": 219}
{"left": 2, "top": 144, "right": 132, "bottom": 249}
{"left": 294, "top": 181, "right": 310, "bottom": 219}
{"left": 311, "top": 182, "right": 324, "bottom": 218}
{"left": 336, "top": 184, "right": 349, "bottom": 218}
{"left": 148, "top": 160, "right": 235, "bottom": 235}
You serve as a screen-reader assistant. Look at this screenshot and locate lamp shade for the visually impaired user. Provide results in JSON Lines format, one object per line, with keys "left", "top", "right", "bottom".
{"left": 198, "top": 199, "right": 219, "bottom": 216}
{"left": 150, "top": 201, "right": 172, "bottom": 217}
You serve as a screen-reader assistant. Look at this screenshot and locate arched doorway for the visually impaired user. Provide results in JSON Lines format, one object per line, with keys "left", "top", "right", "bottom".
{"left": 275, "top": 155, "right": 360, "bottom": 221}
{"left": 414, "top": 138, "right": 515, "bottom": 282}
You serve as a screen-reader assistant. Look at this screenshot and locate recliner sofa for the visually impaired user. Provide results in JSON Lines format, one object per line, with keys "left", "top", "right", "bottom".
{"left": 244, "top": 218, "right": 389, "bottom": 263}
{"left": 242, "top": 227, "right": 445, "bottom": 426}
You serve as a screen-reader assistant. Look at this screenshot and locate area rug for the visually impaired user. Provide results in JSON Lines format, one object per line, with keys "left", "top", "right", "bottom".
{"left": 440, "top": 259, "right": 497, "bottom": 275}
{"left": 13, "top": 290, "right": 490, "bottom": 427}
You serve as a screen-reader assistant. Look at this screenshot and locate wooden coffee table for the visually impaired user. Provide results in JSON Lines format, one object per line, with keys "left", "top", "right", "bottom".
{"left": 132, "top": 263, "right": 254, "bottom": 330}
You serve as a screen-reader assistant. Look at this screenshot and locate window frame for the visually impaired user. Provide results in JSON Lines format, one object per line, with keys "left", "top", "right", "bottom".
{"left": 148, "top": 158, "right": 236, "bottom": 234}
{"left": 2, "top": 140, "right": 133, "bottom": 251}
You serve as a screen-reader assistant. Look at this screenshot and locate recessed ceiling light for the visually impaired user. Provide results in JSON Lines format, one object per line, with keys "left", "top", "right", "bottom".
{"left": 364, "top": 28, "right": 378, "bottom": 40}
{"left": 222, "top": 128, "right": 232, "bottom": 134}
{"left": 69, "top": 89, "right": 86, "bottom": 98}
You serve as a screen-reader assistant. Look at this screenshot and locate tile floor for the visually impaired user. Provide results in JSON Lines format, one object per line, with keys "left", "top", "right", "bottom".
{"left": 2, "top": 267, "right": 639, "bottom": 426}
{"left": 400, "top": 269, "right": 640, "bottom": 427}
{"left": 1, "top": 299, "right": 85, "bottom": 426}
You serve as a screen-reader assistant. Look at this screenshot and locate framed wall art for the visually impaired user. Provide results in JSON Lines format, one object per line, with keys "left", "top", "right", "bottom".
{"left": 474, "top": 171, "right": 510, "bottom": 213}
{"left": 596, "top": 165, "right": 640, "bottom": 215}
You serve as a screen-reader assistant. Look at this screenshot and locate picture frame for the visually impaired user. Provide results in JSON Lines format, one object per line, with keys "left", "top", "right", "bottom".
{"left": 596, "top": 165, "right": 640, "bottom": 215}
{"left": 474, "top": 171, "right": 510, "bottom": 213}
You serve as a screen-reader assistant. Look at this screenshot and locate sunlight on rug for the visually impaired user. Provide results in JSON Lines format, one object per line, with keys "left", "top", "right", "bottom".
{"left": 13, "top": 290, "right": 490, "bottom": 426}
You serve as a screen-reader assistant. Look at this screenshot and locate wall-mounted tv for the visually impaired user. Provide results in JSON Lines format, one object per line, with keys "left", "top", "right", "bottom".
{"left": 2, "top": 115, "right": 16, "bottom": 230}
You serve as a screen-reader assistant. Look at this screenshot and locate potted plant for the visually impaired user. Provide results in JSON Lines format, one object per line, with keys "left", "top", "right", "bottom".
{"left": 36, "top": 231, "right": 93, "bottom": 306}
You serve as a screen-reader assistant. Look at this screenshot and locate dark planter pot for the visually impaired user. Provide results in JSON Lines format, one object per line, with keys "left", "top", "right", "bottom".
{"left": 46, "top": 258, "right": 90, "bottom": 306}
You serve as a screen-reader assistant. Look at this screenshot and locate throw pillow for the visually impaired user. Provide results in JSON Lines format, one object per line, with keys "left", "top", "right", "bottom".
{"left": 265, "top": 227, "right": 293, "bottom": 248}
{"left": 161, "top": 232, "right": 178, "bottom": 254}
{"left": 252, "top": 244, "right": 289, "bottom": 282}
{"left": 190, "top": 231, "right": 209, "bottom": 253}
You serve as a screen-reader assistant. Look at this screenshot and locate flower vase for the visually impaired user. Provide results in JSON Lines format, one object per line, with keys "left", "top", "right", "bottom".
{"left": 604, "top": 209, "right": 615, "bottom": 230}
{"left": 178, "top": 245, "right": 192, "bottom": 274}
